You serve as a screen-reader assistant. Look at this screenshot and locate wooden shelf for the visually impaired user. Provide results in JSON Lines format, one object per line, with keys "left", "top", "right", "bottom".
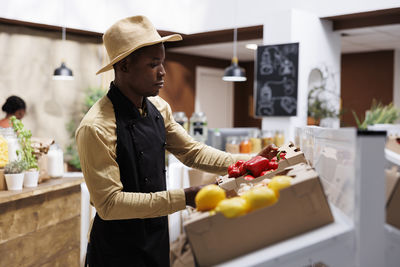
{"left": 0, "top": 173, "right": 84, "bottom": 204}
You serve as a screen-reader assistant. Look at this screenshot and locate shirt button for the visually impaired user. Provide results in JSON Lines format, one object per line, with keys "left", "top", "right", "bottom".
{"left": 144, "top": 178, "right": 149, "bottom": 183}
{"left": 156, "top": 115, "right": 160, "bottom": 120}
{"left": 140, "top": 151, "right": 144, "bottom": 156}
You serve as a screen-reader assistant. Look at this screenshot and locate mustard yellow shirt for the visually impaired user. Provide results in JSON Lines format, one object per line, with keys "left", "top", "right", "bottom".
{"left": 76, "top": 95, "right": 250, "bottom": 220}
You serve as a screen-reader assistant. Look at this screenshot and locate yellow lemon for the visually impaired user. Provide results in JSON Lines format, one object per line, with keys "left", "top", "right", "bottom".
{"left": 195, "top": 184, "right": 226, "bottom": 211}
{"left": 241, "top": 186, "right": 277, "bottom": 211}
{"left": 215, "top": 197, "right": 249, "bottom": 218}
{"left": 268, "top": 175, "right": 292, "bottom": 197}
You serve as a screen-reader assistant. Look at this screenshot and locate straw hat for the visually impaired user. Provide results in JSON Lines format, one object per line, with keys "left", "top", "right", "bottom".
{"left": 96, "top": 15, "right": 182, "bottom": 74}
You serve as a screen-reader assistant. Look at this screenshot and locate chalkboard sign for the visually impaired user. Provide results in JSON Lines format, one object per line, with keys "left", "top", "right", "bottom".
{"left": 254, "top": 43, "right": 299, "bottom": 117}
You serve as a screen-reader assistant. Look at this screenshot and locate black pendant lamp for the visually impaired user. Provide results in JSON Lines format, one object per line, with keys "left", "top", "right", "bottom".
{"left": 53, "top": 27, "right": 74, "bottom": 80}
{"left": 223, "top": 28, "right": 246, "bottom": 82}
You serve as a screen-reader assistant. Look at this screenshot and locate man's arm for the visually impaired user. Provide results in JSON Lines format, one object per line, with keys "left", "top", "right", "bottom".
{"left": 76, "top": 124, "right": 187, "bottom": 220}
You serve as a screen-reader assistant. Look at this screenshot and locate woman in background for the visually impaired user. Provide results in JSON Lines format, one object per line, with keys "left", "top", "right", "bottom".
{"left": 0, "top": 95, "right": 26, "bottom": 128}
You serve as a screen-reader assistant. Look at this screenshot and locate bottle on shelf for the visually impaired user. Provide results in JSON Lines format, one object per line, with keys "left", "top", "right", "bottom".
{"left": 274, "top": 130, "right": 285, "bottom": 147}
{"left": 239, "top": 136, "right": 252, "bottom": 154}
{"left": 261, "top": 130, "right": 274, "bottom": 148}
{"left": 47, "top": 143, "right": 64, "bottom": 178}
{"left": 189, "top": 112, "right": 208, "bottom": 143}
{"left": 0, "top": 127, "right": 20, "bottom": 162}
{"left": 225, "top": 136, "right": 240, "bottom": 154}
{"left": 173, "top": 111, "right": 189, "bottom": 132}
{"left": 249, "top": 129, "right": 262, "bottom": 154}
{"left": 212, "top": 128, "right": 222, "bottom": 150}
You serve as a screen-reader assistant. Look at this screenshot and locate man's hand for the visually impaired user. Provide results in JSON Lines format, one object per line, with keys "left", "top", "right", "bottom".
{"left": 184, "top": 182, "right": 218, "bottom": 208}
{"left": 184, "top": 186, "right": 202, "bottom": 208}
{"left": 257, "top": 144, "right": 278, "bottom": 160}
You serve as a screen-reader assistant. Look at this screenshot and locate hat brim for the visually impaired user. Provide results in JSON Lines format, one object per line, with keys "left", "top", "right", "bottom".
{"left": 96, "top": 34, "right": 182, "bottom": 75}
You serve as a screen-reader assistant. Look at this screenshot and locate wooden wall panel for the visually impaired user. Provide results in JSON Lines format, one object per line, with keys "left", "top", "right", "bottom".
{"left": 234, "top": 61, "right": 262, "bottom": 128}
{"left": 0, "top": 217, "right": 80, "bottom": 267}
{"left": 164, "top": 52, "right": 259, "bottom": 128}
{"left": 0, "top": 186, "right": 81, "bottom": 243}
{"left": 341, "top": 51, "right": 394, "bottom": 127}
{"left": 0, "top": 186, "right": 81, "bottom": 267}
{"left": 163, "top": 52, "right": 231, "bottom": 119}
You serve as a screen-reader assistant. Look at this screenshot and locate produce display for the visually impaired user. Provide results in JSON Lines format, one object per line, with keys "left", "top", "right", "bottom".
{"left": 195, "top": 175, "right": 293, "bottom": 218}
{"left": 0, "top": 135, "right": 8, "bottom": 168}
{"left": 195, "top": 184, "right": 226, "bottom": 211}
{"left": 184, "top": 163, "right": 333, "bottom": 267}
{"left": 227, "top": 152, "right": 286, "bottom": 179}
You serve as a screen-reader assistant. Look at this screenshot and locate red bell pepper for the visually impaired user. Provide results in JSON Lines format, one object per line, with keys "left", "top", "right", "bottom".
{"left": 244, "top": 156, "right": 270, "bottom": 177}
{"left": 276, "top": 151, "right": 286, "bottom": 162}
{"left": 244, "top": 174, "right": 255, "bottom": 181}
{"left": 269, "top": 161, "right": 278, "bottom": 170}
{"left": 228, "top": 160, "right": 247, "bottom": 178}
{"left": 260, "top": 170, "right": 270, "bottom": 176}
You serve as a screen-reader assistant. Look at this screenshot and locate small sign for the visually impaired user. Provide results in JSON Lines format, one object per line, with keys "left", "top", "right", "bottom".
{"left": 254, "top": 43, "right": 299, "bottom": 117}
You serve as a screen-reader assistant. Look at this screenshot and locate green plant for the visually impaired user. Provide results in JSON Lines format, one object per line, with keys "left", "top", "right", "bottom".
{"left": 352, "top": 100, "right": 400, "bottom": 130}
{"left": 307, "top": 84, "right": 340, "bottom": 121}
{"left": 10, "top": 116, "right": 38, "bottom": 170}
{"left": 65, "top": 87, "right": 106, "bottom": 170}
{"left": 4, "top": 160, "right": 26, "bottom": 174}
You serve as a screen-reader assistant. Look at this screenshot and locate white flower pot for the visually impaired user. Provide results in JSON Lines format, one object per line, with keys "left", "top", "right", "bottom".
{"left": 5, "top": 173, "right": 24, "bottom": 190}
{"left": 24, "top": 170, "right": 39, "bottom": 188}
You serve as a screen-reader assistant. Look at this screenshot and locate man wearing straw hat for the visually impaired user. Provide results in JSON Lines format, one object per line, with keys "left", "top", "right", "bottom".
{"left": 76, "top": 15, "right": 277, "bottom": 266}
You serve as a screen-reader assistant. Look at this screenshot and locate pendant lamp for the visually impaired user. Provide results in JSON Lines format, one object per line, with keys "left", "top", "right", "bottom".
{"left": 53, "top": 27, "right": 74, "bottom": 80}
{"left": 223, "top": 28, "right": 246, "bottom": 82}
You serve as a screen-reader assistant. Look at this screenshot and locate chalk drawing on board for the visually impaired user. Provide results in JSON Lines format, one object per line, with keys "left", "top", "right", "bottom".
{"left": 255, "top": 42, "right": 299, "bottom": 116}
{"left": 257, "top": 77, "right": 297, "bottom": 116}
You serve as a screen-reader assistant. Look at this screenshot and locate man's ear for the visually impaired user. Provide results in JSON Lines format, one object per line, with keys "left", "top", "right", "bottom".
{"left": 115, "top": 58, "right": 129, "bottom": 73}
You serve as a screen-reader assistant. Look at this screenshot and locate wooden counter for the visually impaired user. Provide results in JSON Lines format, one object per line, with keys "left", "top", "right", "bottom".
{"left": 0, "top": 174, "right": 84, "bottom": 267}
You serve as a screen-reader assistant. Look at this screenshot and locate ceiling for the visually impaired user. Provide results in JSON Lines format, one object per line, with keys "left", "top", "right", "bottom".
{"left": 168, "top": 23, "right": 400, "bottom": 61}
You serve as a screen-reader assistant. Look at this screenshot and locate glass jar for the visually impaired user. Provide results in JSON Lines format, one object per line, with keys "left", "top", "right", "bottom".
{"left": 189, "top": 112, "right": 208, "bottom": 143}
{"left": 239, "top": 136, "right": 252, "bottom": 154}
{"left": 47, "top": 143, "right": 64, "bottom": 178}
{"left": 225, "top": 136, "right": 240, "bottom": 154}
{"left": 173, "top": 111, "right": 189, "bottom": 132}
{"left": 261, "top": 130, "right": 274, "bottom": 148}
{"left": 0, "top": 127, "right": 20, "bottom": 162}
{"left": 0, "top": 135, "right": 8, "bottom": 167}
{"left": 249, "top": 129, "right": 262, "bottom": 154}
{"left": 274, "top": 130, "right": 285, "bottom": 147}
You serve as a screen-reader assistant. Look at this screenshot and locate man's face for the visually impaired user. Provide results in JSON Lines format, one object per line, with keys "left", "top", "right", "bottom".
{"left": 123, "top": 43, "right": 166, "bottom": 98}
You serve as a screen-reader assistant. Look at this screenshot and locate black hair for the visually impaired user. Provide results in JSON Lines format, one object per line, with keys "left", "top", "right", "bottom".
{"left": 2, "top": 95, "right": 26, "bottom": 114}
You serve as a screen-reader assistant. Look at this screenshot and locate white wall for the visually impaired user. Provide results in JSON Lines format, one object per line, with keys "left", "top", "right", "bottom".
{"left": 0, "top": 0, "right": 399, "bottom": 33}
{"left": 261, "top": 9, "right": 341, "bottom": 142}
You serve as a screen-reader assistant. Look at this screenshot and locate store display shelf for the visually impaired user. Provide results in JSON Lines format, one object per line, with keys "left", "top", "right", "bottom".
{"left": 385, "top": 148, "right": 400, "bottom": 166}
{"left": 217, "top": 204, "right": 354, "bottom": 267}
{"left": 385, "top": 224, "right": 400, "bottom": 267}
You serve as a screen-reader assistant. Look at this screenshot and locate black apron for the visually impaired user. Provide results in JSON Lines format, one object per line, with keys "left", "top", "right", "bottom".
{"left": 86, "top": 83, "right": 169, "bottom": 267}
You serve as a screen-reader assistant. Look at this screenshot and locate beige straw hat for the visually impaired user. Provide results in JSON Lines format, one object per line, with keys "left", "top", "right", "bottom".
{"left": 96, "top": 15, "right": 182, "bottom": 75}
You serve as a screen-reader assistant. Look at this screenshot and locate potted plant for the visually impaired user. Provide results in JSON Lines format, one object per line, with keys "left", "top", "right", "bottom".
{"left": 10, "top": 116, "right": 40, "bottom": 187}
{"left": 307, "top": 67, "right": 340, "bottom": 126}
{"left": 353, "top": 100, "right": 400, "bottom": 130}
{"left": 4, "top": 160, "right": 26, "bottom": 190}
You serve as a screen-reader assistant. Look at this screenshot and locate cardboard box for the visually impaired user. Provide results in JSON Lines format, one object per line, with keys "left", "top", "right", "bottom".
{"left": 386, "top": 166, "right": 400, "bottom": 229}
{"left": 185, "top": 163, "right": 334, "bottom": 266}
{"left": 218, "top": 142, "right": 307, "bottom": 195}
{"left": 0, "top": 168, "right": 6, "bottom": 190}
{"left": 386, "top": 136, "right": 400, "bottom": 154}
{"left": 187, "top": 169, "right": 218, "bottom": 187}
